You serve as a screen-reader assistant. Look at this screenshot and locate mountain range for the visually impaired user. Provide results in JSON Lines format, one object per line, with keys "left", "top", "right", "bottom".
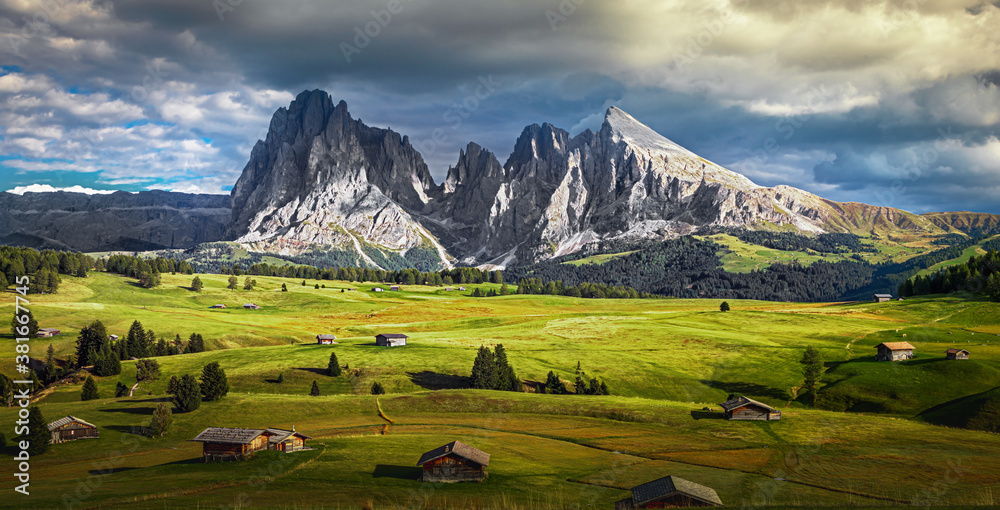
{"left": 3, "top": 89, "right": 999, "bottom": 268}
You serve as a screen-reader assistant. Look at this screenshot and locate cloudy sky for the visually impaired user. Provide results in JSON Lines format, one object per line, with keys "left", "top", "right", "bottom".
{"left": 1, "top": 0, "right": 999, "bottom": 213}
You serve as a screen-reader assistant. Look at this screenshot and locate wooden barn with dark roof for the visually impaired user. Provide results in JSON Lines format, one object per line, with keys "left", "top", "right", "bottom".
{"left": 615, "top": 475, "right": 723, "bottom": 509}
{"left": 946, "top": 348, "right": 970, "bottom": 360}
{"left": 875, "top": 341, "right": 915, "bottom": 361}
{"left": 191, "top": 427, "right": 268, "bottom": 461}
{"left": 265, "top": 428, "right": 312, "bottom": 452}
{"left": 48, "top": 416, "right": 99, "bottom": 444}
{"left": 719, "top": 396, "right": 781, "bottom": 421}
{"left": 416, "top": 441, "right": 490, "bottom": 482}
{"left": 376, "top": 333, "right": 407, "bottom": 347}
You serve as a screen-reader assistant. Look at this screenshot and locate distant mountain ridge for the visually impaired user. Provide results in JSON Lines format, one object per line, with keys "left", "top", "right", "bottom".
{"left": 2, "top": 89, "right": 999, "bottom": 266}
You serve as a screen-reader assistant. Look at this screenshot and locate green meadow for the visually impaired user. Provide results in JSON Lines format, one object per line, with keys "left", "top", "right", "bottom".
{"left": 2, "top": 271, "right": 999, "bottom": 509}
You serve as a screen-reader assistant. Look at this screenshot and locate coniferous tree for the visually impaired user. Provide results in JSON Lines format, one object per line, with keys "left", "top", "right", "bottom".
{"left": 11, "top": 307, "right": 39, "bottom": 339}
{"left": 800, "top": 346, "right": 824, "bottom": 401}
{"left": 115, "top": 381, "right": 129, "bottom": 397}
{"left": 277, "top": 372, "right": 285, "bottom": 383}
{"left": 166, "top": 375, "right": 180, "bottom": 395}
{"left": 173, "top": 374, "right": 201, "bottom": 412}
{"left": 75, "top": 320, "right": 108, "bottom": 367}
{"left": 126, "top": 321, "right": 146, "bottom": 358}
{"left": 19, "top": 406, "right": 50, "bottom": 455}
{"left": 243, "top": 276, "right": 254, "bottom": 290}
{"left": 469, "top": 346, "right": 497, "bottom": 389}
{"left": 720, "top": 301, "right": 731, "bottom": 312}
{"left": 227, "top": 276, "right": 238, "bottom": 289}
{"left": 199, "top": 362, "right": 229, "bottom": 402}
{"left": 544, "top": 371, "right": 567, "bottom": 394}
{"left": 600, "top": 381, "right": 609, "bottom": 395}
{"left": 310, "top": 380, "right": 321, "bottom": 396}
{"left": 81, "top": 375, "right": 99, "bottom": 401}
{"left": 281, "top": 283, "right": 288, "bottom": 292}
{"left": 588, "top": 378, "right": 600, "bottom": 395}
{"left": 328, "top": 352, "right": 342, "bottom": 377}
{"left": 151, "top": 402, "right": 173, "bottom": 437}
{"left": 371, "top": 381, "right": 385, "bottom": 395}
{"left": 493, "top": 344, "right": 520, "bottom": 392}
{"left": 574, "top": 376, "right": 587, "bottom": 395}
{"left": 191, "top": 276, "right": 204, "bottom": 291}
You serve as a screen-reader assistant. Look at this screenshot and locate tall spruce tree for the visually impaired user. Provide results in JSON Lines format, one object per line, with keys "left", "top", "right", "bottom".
{"left": 800, "top": 346, "right": 824, "bottom": 401}
{"left": 309, "top": 380, "right": 321, "bottom": 396}
{"left": 19, "top": 406, "right": 50, "bottom": 455}
{"left": 126, "top": 321, "right": 146, "bottom": 358}
{"left": 199, "top": 362, "right": 229, "bottom": 402}
{"left": 493, "top": 344, "right": 520, "bottom": 392}
{"left": 544, "top": 371, "right": 567, "bottom": 394}
{"left": 10, "top": 307, "right": 39, "bottom": 339}
{"left": 469, "top": 346, "right": 497, "bottom": 389}
{"left": 75, "top": 320, "right": 108, "bottom": 367}
{"left": 81, "top": 375, "right": 99, "bottom": 401}
{"left": 173, "top": 374, "right": 201, "bottom": 412}
{"left": 151, "top": 402, "right": 173, "bottom": 437}
{"left": 328, "top": 352, "right": 342, "bottom": 377}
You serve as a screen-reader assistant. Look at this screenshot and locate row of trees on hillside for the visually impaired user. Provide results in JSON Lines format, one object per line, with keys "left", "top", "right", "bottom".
{"left": 470, "top": 345, "right": 520, "bottom": 391}
{"left": 899, "top": 250, "right": 1000, "bottom": 301}
{"left": 0, "top": 246, "right": 90, "bottom": 294}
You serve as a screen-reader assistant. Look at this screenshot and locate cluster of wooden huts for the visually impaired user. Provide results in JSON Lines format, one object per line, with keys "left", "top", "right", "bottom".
{"left": 874, "top": 342, "right": 970, "bottom": 361}
{"left": 190, "top": 427, "right": 313, "bottom": 461}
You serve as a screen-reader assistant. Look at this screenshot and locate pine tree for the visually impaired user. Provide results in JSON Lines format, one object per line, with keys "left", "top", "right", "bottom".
{"left": 166, "top": 375, "right": 180, "bottom": 395}
{"left": 599, "top": 381, "right": 609, "bottom": 395}
{"left": 281, "top": 283, "right": 288, "bottom": 292}
{"left": 328, "top": 352, "right": 342, "bottom": 377}
{"left": 244, "top": 276, "right": 254, "bottom": 290}
{"left": 493, "top": 344, "right": 520, "bottom": 392}
{"left": 199, "top": 362, "right": 230, "bottom": 402}
{"left": 126, "top": 320, "right": 146, "bottom": 358}
{"left": 81, "top": 375, "right": 99, "bottom": 401}
{"left": 115, "top": 381, "right": 129, "bottom": 397}
{"left": 371, "top": 381, "right": 385, "bottom": 395}
{"left": 544, "top": 371, "right": 566, "bottom": 394}
{"left": 11, "top": 307, "right": 39, "bottom": 339}
{"left": 310, "top": 380, "right": 321, "bottom": 396}
{"left": 588, "top": 378, "right": 600, "bottom": 395}
{"left": 191, "top": 276, "right": 204, "bottom": 291}
{"left": 19, "top": 406, "right": 50, "bottom": 455}
{"left": 720, "top": 301, "right": 731, "bottom": 312}
{"left": 151, "top": 402, "right": 173, "bottom": 437}
{"left": 173, "top": 374, "right": 201, "bottom": 412}
{"left": 800, "top": 346, "right": 824, "bottom": 401}
{"left": 75, "top": 320, "right": 108, "bottom": 367}
{"left": 227, "top": 276, "right": 238, "bottom": 289}
{"left": 277, "top": 372, "right": 285, "bottom": 383}
{"left": 574, "top": 376, "right": 587, "bottom": 395}
{"left": 469, "top": 346, "right": 497, "bottom": 389}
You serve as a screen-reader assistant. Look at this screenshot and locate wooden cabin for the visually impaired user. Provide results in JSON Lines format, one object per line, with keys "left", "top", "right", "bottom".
{"left": 372, "top": 287, "right": 384, "bottom": 292}
{"left": 875, "top": 341, "right": 915, "bottom": 361}
{"left": 210, "top": 304, "right": 227, "bottom": 309}
{"left": 191, "top": 427, "right": 268, "bottom": 461}
{"left": 316, "top": 335, "right": 337, "bottom": 345}
{"left": 615, "top": 475, "right": 723, "bottom": 509}
{"left": 946, "top": 348, "right": 970, "bottom": 360}
{"left": 37, "top": 328, "right": 61, "bottom": 338}
{"left": 48, "top": 416, "right": 99, "bottom": 444}
{"left": 458, "top": 287, "right": 466, "bottom": 291}
{"left": 243, "top": 303, "right": 260, "bottom": 310}
{"left": 109, "top": 334, "right": 119, "bottom": 341}
{"left": 719, "top": 396, "right": 781, "bottom": 421}
{"left": 264, "top": 428, "right": 312, "bottom": 452}
{"left": 873, "top": 294, "right": 893, "bottom": 303}
{"left": 390, "top": 285, "right": 400, "bottom": 291}
{"left": 375, "top": 333, "right": 407, "bottom": 347}
{"left": 417, "top": 441, "right": 490, "bottom": 482}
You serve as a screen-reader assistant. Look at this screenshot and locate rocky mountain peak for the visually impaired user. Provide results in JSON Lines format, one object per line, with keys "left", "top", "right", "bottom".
{"left": 601, "top": 106, "right": 695, "bottom": 157}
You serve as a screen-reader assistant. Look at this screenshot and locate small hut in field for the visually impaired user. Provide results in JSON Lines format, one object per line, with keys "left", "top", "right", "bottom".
{"left": 37, "top": 328, "right": 61, "bottom": 338}
{"left": 875, "top": 341, "right": 915, "bottom": 361}
{"left": 945, "top": 348, "right": 970, "bottom": 360}
{"left": 264, "top": 428, "right": 312, "bottom": 452}
{"left": 191, "top": 427, "right": 268, "bottom": 461}
{"left": 615, "top": 475, "right": 723, "bottom": 509}
{"left": 375, "top": 333, "right": 407, "bottom": 347}
{"left": 873, "top": 294, "right": 893, "bottom": 303}
{"left": 316, "top": 335, "right": 337, "bottom": 345}
{"left": 719, "top": 396, "right": 781, "bottom": 421}
{"left": 416, "top": 441, "right": 489, "bottom": 482}
{"left": 48, "top": 416, "right": 99, "bottom": 444}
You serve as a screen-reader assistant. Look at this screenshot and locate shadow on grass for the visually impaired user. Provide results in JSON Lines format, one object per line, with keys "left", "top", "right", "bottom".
{"left": 294, "top": 367, "right": 329, "bottom": 376}
{"left": 89, "top": 467, "right": 140, "bottom": 476}
{"left": 690, "top": 410, "right": 724, "bottom": 420}
{"left": 128, "top": 397, "right": 172, "bottom": 403}
{"left": 373, "top": 464, "right": 422, "bottom": 480}
{"left": 99, "top": 407, "right": 156, "bottom": 415}
{"left": 407, "top": 371, "right": 469, "bottom": 390}
{"left": 105, "top": 424, "right": 149, "bottom": 437}
{"left": 698, "top": 380, "right": 789, "bottom": 401}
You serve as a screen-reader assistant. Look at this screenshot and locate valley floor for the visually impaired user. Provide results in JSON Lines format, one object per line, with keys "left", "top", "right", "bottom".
{"left": 2, "top": 272, "right": 999, "bottom": 509}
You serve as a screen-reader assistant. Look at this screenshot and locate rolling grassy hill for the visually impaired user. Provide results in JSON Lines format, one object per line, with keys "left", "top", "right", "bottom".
{"left": 2, "top": 272, "right": 999, "bottom": 509}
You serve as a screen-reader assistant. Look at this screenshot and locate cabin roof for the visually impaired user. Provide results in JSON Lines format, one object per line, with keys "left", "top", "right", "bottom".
{"left": 377, "top": 333, "right": 408, "bottom": 339}
{"left": 718, "top": 396, "right": 777, "bottom": 412}
{"left": 265, "top": 428, "right": 313, "bottom": 442}
{"left": 877, "top": 341, "right": 915, "bottom": 351}
{"left": 416, "top": 441, "right": 490, "bottom": 467}
{"left": 316, "top": 335, "right": 337, "bottom": 340}
{"left": 629, "top": 475, "right": 723, "bottom": 507}
{"left": 873, "top": 294, "right": 893, "bottom": 298}
{"left": 39, "top": 327, "right": 61, "bottom": 332}
{"left": 191, "top": 427, "right": 265, "bottom": 444}
{"left": 946, "top": 348, "right": 970, "bottom": 355}
{"left": 48, "top": 415, "right": 97, "bottom": 431}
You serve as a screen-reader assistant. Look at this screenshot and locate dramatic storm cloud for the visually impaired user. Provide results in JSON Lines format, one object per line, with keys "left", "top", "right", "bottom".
{"left": 0, "top": 0, "right": 998, "bottom": 213}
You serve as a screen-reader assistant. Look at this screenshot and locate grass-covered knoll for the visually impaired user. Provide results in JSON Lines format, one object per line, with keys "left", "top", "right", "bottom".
{"left": 3, "top": 391, "right": 999, "bottom": 509}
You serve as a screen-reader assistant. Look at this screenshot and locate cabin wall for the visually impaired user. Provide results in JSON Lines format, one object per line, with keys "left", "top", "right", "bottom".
{"left": 726, "top": 406, "right": 771, "bottom": 421}
{"left": 421, "top": 454, "right": 485, "bottom": 482}
{"left": 644, "top": 494, "right": 717, "bottom": 508}
{"left": 52, "top": 424, "right": 99, "bottom": 444}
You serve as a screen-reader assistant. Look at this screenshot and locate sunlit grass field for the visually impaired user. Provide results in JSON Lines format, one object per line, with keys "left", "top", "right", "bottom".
{"left": 1, "top": 271, "right": 999, "bottom": 509}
